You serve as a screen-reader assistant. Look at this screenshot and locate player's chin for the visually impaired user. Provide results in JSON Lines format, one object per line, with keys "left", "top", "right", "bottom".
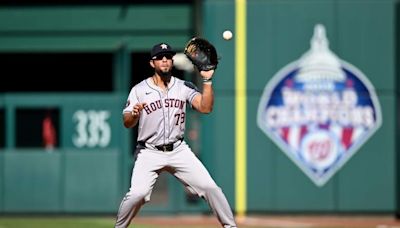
{"left": 157, "top": 69, "right": 172, "bottom": 77}
{"left": 161, "top": 65, "right": 172, "bottom": 71}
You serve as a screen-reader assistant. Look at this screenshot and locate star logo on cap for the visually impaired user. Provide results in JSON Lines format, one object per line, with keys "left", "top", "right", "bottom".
{"left": 160, "top": 44, "right": 168, "bottom": 49}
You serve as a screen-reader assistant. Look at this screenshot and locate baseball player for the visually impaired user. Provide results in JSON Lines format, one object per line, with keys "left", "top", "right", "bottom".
{"left": 114, "top": 43, "right": 237, "bottom": 228}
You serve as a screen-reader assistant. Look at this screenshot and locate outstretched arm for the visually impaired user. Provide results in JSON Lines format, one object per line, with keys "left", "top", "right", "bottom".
{"left": 191, "top": 70, "right": 214, "bottom": 114}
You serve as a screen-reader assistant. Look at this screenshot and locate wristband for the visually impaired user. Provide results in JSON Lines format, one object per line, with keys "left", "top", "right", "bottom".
{"left": 202, "top": 77, "right": 213, "bottom": 83}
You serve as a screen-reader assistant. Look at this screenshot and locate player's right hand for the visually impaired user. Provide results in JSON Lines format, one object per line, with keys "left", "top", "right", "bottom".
{"left": 132, "top": 103, "right": 146, "bottom": 118}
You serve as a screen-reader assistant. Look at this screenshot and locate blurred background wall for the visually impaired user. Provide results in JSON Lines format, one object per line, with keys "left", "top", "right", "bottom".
{"left": 0, "top": 0, "right": 398, "bottom": 216}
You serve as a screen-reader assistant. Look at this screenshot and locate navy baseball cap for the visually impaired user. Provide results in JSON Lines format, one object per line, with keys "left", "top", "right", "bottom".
{"left": 150, "top": 43, "right": 176, "bottom": 59}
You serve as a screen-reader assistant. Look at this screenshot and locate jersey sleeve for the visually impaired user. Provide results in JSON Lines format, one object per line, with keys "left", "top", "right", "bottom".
{"left": 122, "top": 87, "right": 139, "bottom": 114}
{"left": 183, "top": 81, "right": 200, "bottom": 108}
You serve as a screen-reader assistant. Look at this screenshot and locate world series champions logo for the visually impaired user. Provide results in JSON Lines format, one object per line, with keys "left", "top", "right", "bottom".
{"left": 257, "top": 24, "right": 382, "bottom": 186}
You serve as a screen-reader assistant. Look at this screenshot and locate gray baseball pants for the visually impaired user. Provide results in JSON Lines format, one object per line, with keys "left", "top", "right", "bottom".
{"left": 115, "top": 141, "right": 237, "bottom": 228}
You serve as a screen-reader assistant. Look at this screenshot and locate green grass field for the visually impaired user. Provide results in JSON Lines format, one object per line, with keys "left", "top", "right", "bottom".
{"left": 0, "top": 216, "right": 393, "bottom": 228}
{"left": 0, "top": 217, "right": 217, "bottom": 228}
{"left": 0, "top": 217, "right": 114, "bottom": 228}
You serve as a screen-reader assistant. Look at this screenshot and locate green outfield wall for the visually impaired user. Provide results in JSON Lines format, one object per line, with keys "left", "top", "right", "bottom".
{"left": 0, "top": 4, "right": 197, "bottom": 214}
{"left": 202, "top": 0, "right": 397, "bottom": 213}
{"left": 0, "top": 94, "right": 127, "bottom": 213}
{"left": 0, "top": 0, "right": 398, "bottom": 215}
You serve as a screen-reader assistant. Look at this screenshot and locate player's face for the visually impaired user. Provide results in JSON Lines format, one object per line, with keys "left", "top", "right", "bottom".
{"left": 152, "top": 54, "right": 174, "bottom": 77}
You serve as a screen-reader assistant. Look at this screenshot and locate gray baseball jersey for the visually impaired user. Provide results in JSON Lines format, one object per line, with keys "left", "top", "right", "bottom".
{"left": 123, "top": 76, "right": 199, "bottom": 146}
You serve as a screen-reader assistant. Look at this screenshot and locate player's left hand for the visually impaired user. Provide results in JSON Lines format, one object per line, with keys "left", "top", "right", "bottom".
{"left": 200, "top": 70, "right": 214, "bottom": 81}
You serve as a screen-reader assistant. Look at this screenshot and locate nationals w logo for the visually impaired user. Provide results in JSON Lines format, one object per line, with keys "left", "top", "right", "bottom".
{"left": 257, "top": 24, "right": 382, "bottom": 186}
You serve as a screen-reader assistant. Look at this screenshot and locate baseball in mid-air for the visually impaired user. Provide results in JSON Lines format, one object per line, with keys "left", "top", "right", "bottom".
{"left": 223, "top": 30, "right": 233, "bottom": 40}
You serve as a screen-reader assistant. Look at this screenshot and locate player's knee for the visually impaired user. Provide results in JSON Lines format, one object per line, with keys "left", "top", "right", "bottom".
{"left": 128, "top": 187, "right": 151, "bottom": 201}
{"left": 202, "top": 183, "right": 222, "bottom": 195}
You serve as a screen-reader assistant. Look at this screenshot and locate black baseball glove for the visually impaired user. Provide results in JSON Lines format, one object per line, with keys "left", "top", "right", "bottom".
{"left": 184, "top": 37, "right": 218, "bottom": 71}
